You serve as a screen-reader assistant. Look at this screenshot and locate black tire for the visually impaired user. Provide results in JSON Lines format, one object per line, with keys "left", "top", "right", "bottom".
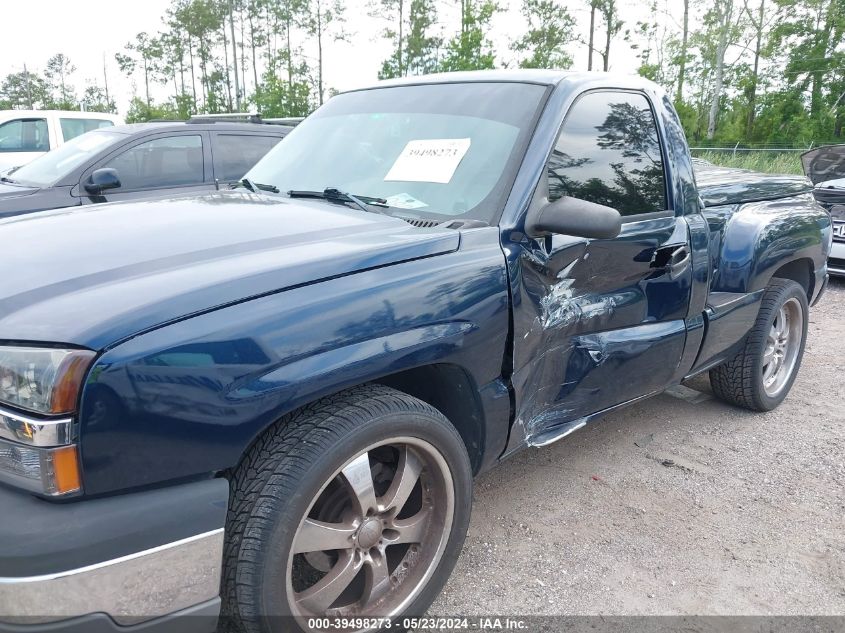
{"left": 709, "top": 278, "right": 808, "bottom": 411}
{"left": 221, "top": 384, "right": 473, "bottom": 633}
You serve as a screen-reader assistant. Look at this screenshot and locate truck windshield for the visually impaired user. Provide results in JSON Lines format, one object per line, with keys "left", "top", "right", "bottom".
{"left": 245, "top": 82, "right": 547, "bottom": 223}
{"left": 9, "top": 130, "right": 122, "bottom": 188}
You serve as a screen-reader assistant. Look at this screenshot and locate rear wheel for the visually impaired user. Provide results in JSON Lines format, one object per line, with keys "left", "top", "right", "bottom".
{"left": 710, "top": 278, "right": 808, "bottom": 411}
{"left": 222, "top": 385, "right": 473, "bottom": 633}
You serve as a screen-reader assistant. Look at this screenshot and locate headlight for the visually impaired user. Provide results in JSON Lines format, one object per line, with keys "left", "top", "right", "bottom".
{"left": 0, "top": 346, "right": 94, "bottom": 496}
{"left": 0, "top": 346, "right": 95, "bottom": 414}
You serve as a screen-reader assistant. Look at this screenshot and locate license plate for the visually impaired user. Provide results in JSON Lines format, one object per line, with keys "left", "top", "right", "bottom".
{"left": 834, "top": 221, "right": 845, "bottom": 240}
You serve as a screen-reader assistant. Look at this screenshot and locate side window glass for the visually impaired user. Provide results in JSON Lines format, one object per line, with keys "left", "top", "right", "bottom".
{"left": 0, "top": 118, "right": 49, "bottom": 152}
{"left": 212, "top": 134, "right": 282, "bottom": 182}
{"left": 102, "top": 135, "right": 204, "bottom": 190}
{"left": 547, "top": 92, "right": 667, "bottom": 217}
{"left": 60, "top": 118, "right": 114, "bottom": 142}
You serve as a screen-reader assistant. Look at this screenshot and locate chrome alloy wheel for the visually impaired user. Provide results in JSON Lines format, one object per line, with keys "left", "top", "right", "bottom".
{"left": 286, "top": 437, "right": 454, "bottom": 625}
{"left": 762, "top": 297, "right": 803, "bottom": 397}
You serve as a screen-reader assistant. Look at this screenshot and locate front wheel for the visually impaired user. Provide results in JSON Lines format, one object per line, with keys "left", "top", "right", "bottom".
{"left": 710, "top": 278, "right": 809, "bottom": 411}
{"left": 222, "top": 385, "right": 473, "bottom": 633}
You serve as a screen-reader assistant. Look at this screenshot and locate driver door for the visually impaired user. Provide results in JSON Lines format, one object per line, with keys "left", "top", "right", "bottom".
{"left": 78, "top": 132, "right": 214, "bottom": 204}
{"left": 511, "top": 89, "right": 693, "bottom": 445}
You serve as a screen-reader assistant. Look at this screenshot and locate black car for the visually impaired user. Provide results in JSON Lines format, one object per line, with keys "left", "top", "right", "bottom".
{"left": 0, "top": 120, "right": 292, "bottom": 218}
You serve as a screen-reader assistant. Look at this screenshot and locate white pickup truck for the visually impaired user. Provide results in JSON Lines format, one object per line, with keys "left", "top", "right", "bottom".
{"left": 0, "top": 110, "right": 123, "bottom": 172}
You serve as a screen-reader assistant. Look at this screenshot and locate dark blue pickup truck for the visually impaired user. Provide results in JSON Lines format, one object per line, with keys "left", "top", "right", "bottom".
{"left": 0, "top": 71, "right": 832, "bottom": 633}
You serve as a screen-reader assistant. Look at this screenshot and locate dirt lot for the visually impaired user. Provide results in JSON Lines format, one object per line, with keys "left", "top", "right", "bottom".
{"left": 433, "top": 278, "right": 845, "bottom": 616}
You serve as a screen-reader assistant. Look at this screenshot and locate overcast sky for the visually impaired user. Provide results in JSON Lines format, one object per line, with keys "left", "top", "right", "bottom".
{"left": 0, "top": 0, "right": 658, "bottom": 115}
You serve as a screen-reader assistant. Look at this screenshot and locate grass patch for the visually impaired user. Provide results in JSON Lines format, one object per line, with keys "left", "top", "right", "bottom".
{"left": 692, "top": 150, "right": 804, "bottom": 176}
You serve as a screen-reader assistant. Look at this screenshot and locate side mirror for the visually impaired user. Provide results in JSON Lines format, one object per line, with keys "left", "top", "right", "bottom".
{"left": 525, "top": 196, "right": 622, "bottom": 240}
{"left": 85, "top": 168, "right": 121, "bottom": 195}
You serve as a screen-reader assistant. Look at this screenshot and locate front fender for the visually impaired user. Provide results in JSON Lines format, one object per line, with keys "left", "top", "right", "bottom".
{"left": 710, "top": 193, "right": 830, "bottom": 295}
{"left": 77, "top": 228, "right": 510, "bottom": 495}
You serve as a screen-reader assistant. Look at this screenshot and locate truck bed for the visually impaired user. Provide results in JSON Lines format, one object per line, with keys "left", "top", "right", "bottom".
{"left": 693, "top": 158, "right": 812, "bottom": 207}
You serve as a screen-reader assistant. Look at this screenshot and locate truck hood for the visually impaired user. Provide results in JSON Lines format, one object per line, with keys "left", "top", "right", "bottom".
{"left": 0, "top": 191, "right": 460, "bottom": 349}
{"left": 801, "top": 145, "right": 845, "bottom": 185}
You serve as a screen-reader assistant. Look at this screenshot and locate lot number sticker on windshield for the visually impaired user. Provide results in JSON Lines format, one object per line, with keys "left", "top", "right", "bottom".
{"left": 385, "top": 193, "right": 428, "bottom": 209}
{"left": 384, "top": 138, "right": 471, "bottom": 184}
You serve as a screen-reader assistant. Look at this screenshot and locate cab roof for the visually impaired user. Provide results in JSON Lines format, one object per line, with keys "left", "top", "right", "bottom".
{"left": 349, "top": 69, "right": 658, "bottom": 92}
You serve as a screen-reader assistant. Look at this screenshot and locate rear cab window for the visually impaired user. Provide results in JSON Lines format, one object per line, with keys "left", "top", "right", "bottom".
{"left": 60, "top": 118, "right": 116, "bottom": 143}
{"left": 547, "top": 90, "right": 668, "bottom": 218}
{"left": 212, "top": 134, "right": 283, "bottom": 182}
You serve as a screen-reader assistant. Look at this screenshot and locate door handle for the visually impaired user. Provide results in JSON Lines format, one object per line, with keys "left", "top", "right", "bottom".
{"left": 651, "top": 245, "right": 690, "bottom": 279}
{"left": 668, "top": 246, "right": 691, "bottom": 279}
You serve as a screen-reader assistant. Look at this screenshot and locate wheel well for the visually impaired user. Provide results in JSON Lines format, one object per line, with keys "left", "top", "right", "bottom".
{"left": 375, "top": 364, "right": 486, "bottom": 474}
{"left": 231, "top": 364, "right": 488, "bottom": 480}
{"left": 771, "top": 259, "right": 813, "bottom": 298}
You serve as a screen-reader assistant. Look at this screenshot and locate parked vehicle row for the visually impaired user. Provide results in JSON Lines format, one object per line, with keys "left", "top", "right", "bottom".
{"left": 0, "top": 120, "right": 291, "bottom": 216}
{"left": 0, "top": 109, "right": 123, "bottom": 172}
{"left": 0, "top": 71, "right": 832, "bottom": 633}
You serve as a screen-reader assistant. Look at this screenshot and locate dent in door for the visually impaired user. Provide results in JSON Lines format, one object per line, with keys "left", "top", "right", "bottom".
{"left": 514, "top": 319, "right": 685, "bottom": 446}
{"left": 509, "top": 232, "right": 686, "bottom": 449}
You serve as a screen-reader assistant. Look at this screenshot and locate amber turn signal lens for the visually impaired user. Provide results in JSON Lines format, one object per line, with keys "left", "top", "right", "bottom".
{"left": 50, "top": 350, "right": 97, "bottom": 414}
{"left": 49, "top": 445, "right": 82, "bottom": 494}
{"left": 0, "top": 438, "right": 83, "bottom": 496}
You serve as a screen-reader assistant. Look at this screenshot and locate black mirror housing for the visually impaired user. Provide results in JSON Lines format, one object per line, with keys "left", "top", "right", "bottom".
{"left": 85, "top": 168, "right": 121, "bottom": 195}
{"left": 525, "top": 196, "right": 622, "bottom": 240}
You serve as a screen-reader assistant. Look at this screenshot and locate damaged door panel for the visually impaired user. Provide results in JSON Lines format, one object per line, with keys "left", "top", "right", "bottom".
{"left": 504, "top": 88, "right": 694, "bottom": 450}
{"left": 509, "top": 215, "right": 692, "bottom": 448}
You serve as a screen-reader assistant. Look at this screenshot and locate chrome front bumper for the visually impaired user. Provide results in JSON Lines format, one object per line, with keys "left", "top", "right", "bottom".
{"left": 0, "top": 478, "right": 228, "bottom": 631}
{"left": 0, "top": 529, "right": 223, "bottom": 625}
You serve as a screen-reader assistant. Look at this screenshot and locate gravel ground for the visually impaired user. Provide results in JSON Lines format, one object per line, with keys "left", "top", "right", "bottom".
{"left": 432, "top": 278, "right": 845, "bottom": 616}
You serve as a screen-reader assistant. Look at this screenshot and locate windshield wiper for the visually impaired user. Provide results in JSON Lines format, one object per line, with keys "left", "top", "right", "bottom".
{"left": 288, "top": 188, "right": 389, "bottom": 214}
{"left": 0, "top": 176, "right": 17, "bottom": 184}
{"left": 235, "top": 178, "right": 279, "bottom": 193}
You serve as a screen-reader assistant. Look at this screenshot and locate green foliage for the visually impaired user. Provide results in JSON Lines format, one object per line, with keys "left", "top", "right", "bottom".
{"left": 3, "top": 0, "right": 845, "bottom": 150}
{"left": 124, "top": 96, "right": 180, "bottom": 123}
{"left": 587, "top": 0, "right": 623, "bottom": 71}
{"left": 0, "top": 71, "right": 51, "bottom": 109}
{"left": 404, "top": 0, "right": 442, "bottom": 74}
{"left": 44, "top": 53, "right": 77, "bottom": 109}
{"left": 438, "top": 0, "right": 499, "bottom": 72}
{"left": 252, "top": 72, "right": 313, "bottom": 117}
{"left": 674, "top": 0, "right": 845, "bottom": 147}
{"left": 769, "top": 0, "right": 845, "bottom": 116}
{"left": 173, "top": 93, "right": 196, "bottom": 120}
{"left": 630, "top": 1, "right": 670, "bottom": 86}
{"left": 637, "top": 63, "right": 660, "bottom": 81}
{"left": 512, "top": 0, "right": 576, "bottom": 69}
{"left": 693, "top": 150, "right": 804, "bottom": 175}
{"left": 377, "top": 0, "right": 441, "bottom": 79}
{"left": 302, "top": 0, "right": 347, "bottom": 104}
{"left": 82, "top": 85, "right": 117, "bottom": 113}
